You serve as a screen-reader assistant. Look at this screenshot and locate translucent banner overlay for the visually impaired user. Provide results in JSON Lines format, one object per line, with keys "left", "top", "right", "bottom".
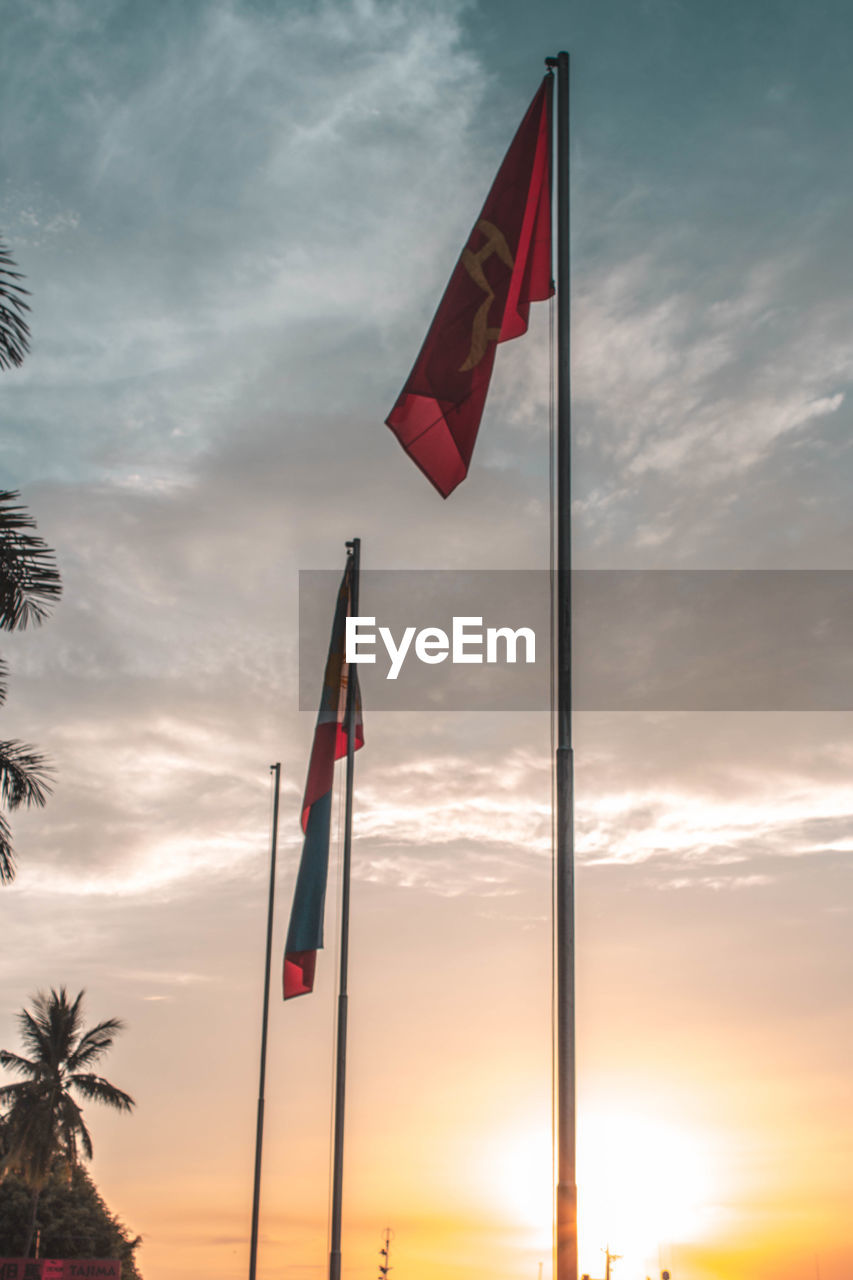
{"left": 298, "top": 570, "right": 853, "bottom": 711}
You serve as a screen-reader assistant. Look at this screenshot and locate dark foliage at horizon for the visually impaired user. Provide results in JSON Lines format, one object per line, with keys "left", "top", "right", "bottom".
{"left": 0, "top": 1163, "right": 142, "bottom": 1279}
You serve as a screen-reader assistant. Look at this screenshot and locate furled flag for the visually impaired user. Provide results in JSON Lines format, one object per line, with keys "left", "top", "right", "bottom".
{"left": 386, "top": 75, "right": 553, "bottom": 498}
{"left": 283, "top": 561, "right": 364, "bottom": 999}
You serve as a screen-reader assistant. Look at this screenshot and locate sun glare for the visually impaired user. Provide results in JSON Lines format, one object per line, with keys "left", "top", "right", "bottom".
{"left": 477, "top": 1125, "right": 554, "bottom": 1252}
{"left": 476, "top": 1108, "right": 725, "bottom": 1279}
{"left": 578, "top": 1108, "right": 724, "bottom": 1278}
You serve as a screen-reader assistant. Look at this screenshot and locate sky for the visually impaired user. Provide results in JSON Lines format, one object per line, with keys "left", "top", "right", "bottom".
{"left": 1, "top": 2, "right": 852, "bottom": 1279}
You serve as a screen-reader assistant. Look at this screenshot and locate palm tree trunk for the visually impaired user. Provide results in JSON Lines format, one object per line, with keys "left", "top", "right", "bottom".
{"left": 22, "top": 1186, "right": 40, "bottom": 1257}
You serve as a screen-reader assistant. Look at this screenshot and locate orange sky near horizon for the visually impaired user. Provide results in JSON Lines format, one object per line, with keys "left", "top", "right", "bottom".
{"left": 58, "top": 714, "right": 851, "bottom": 1280}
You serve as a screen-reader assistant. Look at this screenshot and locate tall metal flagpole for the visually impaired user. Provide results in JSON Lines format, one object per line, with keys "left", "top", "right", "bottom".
{"left": 329, "top": 536, "right": 361, "bottom": 1280}
{"left": 249, "top": 762, "right": 282, "bottom": 1280}
{"left": 545, "top": 49, "right": 578, "bottom": 1280}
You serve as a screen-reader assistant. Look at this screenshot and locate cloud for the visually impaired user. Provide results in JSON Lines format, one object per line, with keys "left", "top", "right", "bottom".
{"left": 2, "top": 0, "right": 482, "bottom": 484}
{"left": 570, "top": 243, "right": 853, "bottom": 564}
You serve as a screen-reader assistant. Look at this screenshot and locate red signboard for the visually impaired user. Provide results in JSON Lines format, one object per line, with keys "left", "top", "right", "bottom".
{"left": 0, "top": 1262, "right": 120, "bottom": 1279}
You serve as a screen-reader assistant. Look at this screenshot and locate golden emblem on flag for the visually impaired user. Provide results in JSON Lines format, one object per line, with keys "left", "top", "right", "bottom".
{"left": 459, "top": 219, "right": 514, "bottom": 371}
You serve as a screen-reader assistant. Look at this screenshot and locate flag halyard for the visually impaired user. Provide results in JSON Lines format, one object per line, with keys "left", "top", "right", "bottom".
{"left": 283, "top": 561, "right": 364, "bottom": 999}
{"left": 386, "top": 75, "right": 553, "bottom": 497}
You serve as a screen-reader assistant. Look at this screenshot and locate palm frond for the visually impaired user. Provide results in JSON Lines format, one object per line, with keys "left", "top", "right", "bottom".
{"left": 46, "top": 986, "right": 79, "bottom": 1049}
{"left": 0, "top": 1051, "right": 38, "bottom": 1078}
{"left": 0, "top": 490, "right": 62, "bottom": 630}
{"left": 67, "top": 1018, "right": 125, "bottom": 1071}
{"left": 57, "top": 1092, "right": 92, "bottom": 1164}
{"left": 43, "top": 987, "right": 82, "bottom": 1022}
{"left": 0, "top": 812, "right": 15, "bottom": 884}
{"left": 0, "top": 1081, "right": 32, "bottom": 1102}
{"left": 17, "top": 990, "right": 84, "bottom": 1072}
{"left": 77, "top": 1113, "right": 92, "bottom": 1162}
{"left": 0, "top": 239, "right": 30, "bottom": 371}
{"left": 0, "top": 740, "right": 53, "bottom": 810}
{"left": 69, "top": 1074, "right": 134, "bottom": 1112}
{"left": 18, "top": 1005, "right": 55, "bottom": 1064}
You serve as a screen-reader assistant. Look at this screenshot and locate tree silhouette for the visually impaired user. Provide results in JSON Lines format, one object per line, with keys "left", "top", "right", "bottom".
{"left": 0, "top": 489, "right": 60, "bottom": 882}
{"left": 0, "top": 1164, "right": 142, "bottom": 1278}
{"left": 0, "top": 988, "right": 135, "bottom": 1257}
{"left": 0, "top": 236, "right": 61, "bottom": 882}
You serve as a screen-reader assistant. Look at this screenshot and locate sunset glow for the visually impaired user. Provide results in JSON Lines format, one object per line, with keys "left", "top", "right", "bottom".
{"left": 578, "top": 1108, "right": 724, "bottom": 1278}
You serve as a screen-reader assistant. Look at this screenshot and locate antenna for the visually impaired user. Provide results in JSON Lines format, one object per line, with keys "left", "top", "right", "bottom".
{"left": 378, "top": 1227, "right": 394, "bottom": 1280}
{"left": 603, "top": 1247, "right": 622, "bottom": 1280}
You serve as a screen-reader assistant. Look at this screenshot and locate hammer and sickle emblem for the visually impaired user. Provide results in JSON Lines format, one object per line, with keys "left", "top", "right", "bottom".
{"left": 459, "top": 219, "right": 514, "bottom": 372}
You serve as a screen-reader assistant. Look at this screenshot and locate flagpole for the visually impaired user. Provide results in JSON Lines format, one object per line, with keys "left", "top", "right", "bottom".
{"left": 249, "top": 762, "right": 282, "bottom": 1280}
{"left": 329, "top": 537, "right": 360, "bottom": 1280}
{"left": 545, "top": 48, "right": 578, "bottom": 1280}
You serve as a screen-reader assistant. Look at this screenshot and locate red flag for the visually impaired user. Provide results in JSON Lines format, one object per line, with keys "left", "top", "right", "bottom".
{"left": 386, "top": 76, "right": 553, "bottom": 498}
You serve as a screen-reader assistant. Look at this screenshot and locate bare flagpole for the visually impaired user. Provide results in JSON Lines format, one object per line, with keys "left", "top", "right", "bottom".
{"left": 249, "top": 762, "right": 282, "bottom": 1280}
{"left": 329, "top": 536, "right": 361, "bottom": 1280}
{"left": 545, "top": 49, "right": 578, "bottom": 1280}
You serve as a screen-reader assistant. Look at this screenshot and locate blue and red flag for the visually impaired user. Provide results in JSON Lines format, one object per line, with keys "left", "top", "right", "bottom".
{"left": 283, "top": 561, "right": 364, "bottom": 999}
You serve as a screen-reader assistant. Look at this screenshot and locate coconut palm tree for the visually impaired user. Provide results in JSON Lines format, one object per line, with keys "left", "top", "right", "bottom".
{"left": 0, "top": 239, "right": 62, "bottom": 882}
{"left": 0, "top": 486, "right": 60, "bottom": 883}
{"left": 0, "top": 988, "right": 135, "bottom": 1257}
{"left": 0, "top": 484, "right": 61, "bottom": 882}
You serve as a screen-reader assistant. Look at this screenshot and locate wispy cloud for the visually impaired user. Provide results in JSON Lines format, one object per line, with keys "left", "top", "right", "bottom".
{"left": 572, "top": 245, "right": 853, "bottom": 563}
